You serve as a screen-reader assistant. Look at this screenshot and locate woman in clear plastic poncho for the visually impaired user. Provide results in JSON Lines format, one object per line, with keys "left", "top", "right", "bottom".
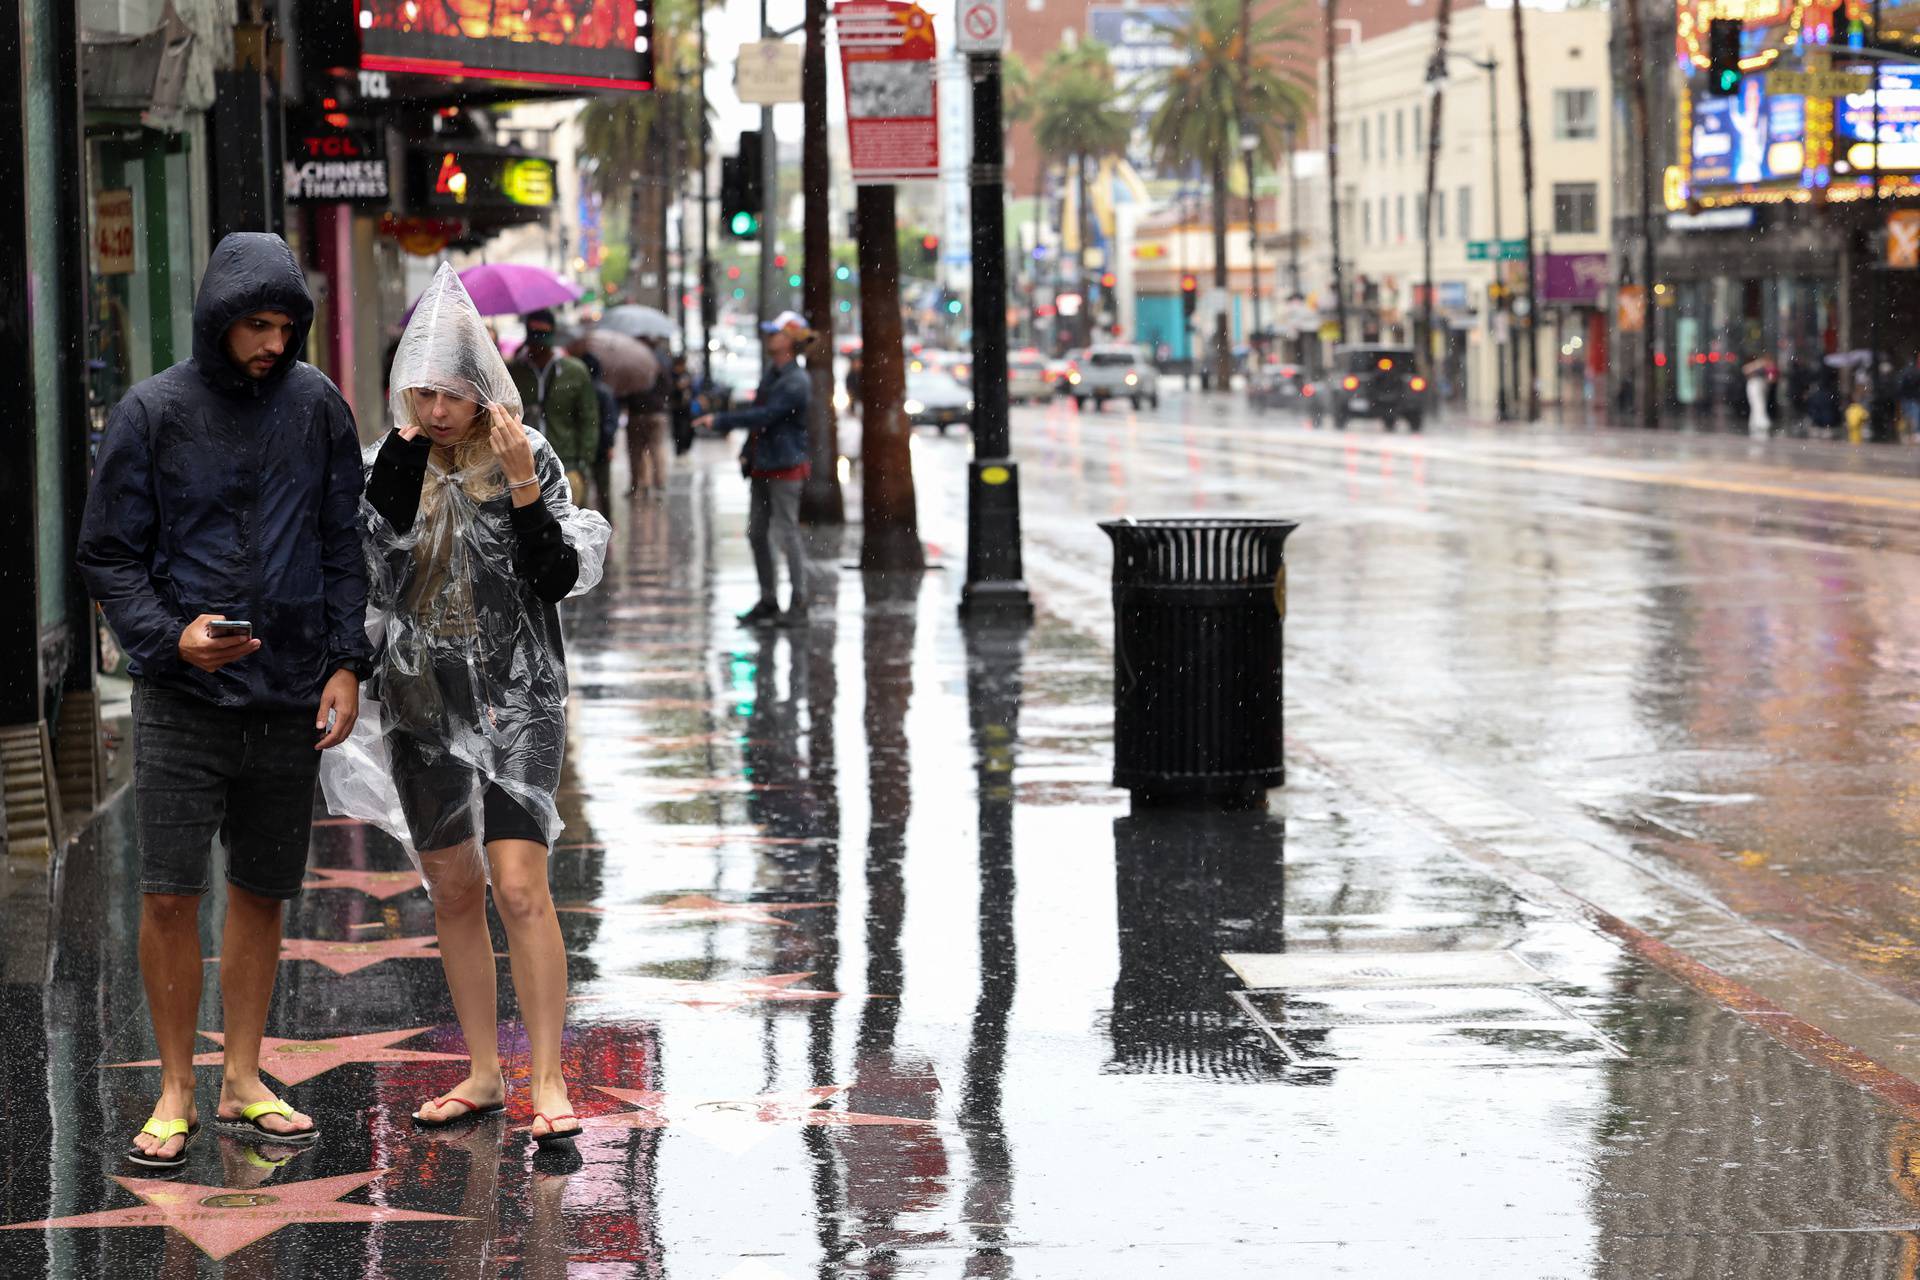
{"left": 320, "top": 263, "right": 610, "bottom": 1149}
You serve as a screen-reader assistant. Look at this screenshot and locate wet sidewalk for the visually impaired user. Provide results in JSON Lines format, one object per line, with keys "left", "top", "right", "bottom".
{"left": 8, "top": 448, "right": 1920, "bottom": 1276}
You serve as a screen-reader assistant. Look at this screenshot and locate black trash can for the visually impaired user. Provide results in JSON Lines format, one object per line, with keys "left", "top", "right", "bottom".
{"left": 1099, "top": 517, "right": 1298, "bottom": 805}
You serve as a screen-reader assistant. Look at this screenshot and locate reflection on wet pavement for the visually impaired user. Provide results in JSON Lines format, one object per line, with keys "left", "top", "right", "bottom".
{"left": 18, "top": 421, "right": 1920, "bottom": 1275}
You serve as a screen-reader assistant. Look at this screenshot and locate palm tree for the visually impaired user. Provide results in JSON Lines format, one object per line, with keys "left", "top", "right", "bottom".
{"left": 1031, "top": 42, "right": 1131, "bottom": 346}
{"left": 1140, "top": 0, "right": 1313, "bottom": 391}
{"left": 578, "top": 0, "right": 703, "bottom": 308}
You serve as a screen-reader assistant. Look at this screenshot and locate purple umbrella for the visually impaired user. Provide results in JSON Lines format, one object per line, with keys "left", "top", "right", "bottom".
{"left": 403, "top": 263, "right": 581, "bottom": 321}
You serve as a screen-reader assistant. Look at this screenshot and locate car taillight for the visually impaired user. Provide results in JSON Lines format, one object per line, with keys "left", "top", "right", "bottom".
{"left": 1342, "top": 375, "right": 1359, "bottom": 391}
{"left": 1410, "top": 376, "right": 1427, "bottom": 392}
{"left": 1302, "top": 384, "right": 1315, "bottom": 396}
{"left": 1377, "top": 358, "right": 1394, "bottom": 371}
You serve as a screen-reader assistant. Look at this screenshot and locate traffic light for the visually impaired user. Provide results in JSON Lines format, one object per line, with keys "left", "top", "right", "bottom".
{"left": 1180, "top": 274, "right": 1198, "bottom": 318}
{"left": 1099, "top": 272, "right": 1117, "bottom": 290}
{"left": 945, "top": 297, "right": 963, "bottom": 315}
{"left": 1707, "top": 18, "right": 1742, "bottom": 96}
{"left": 917, "top": 234, "right": 939, "bottom": 271}
{"left": 721, "top": 130, "right": 763, "bottom": 238}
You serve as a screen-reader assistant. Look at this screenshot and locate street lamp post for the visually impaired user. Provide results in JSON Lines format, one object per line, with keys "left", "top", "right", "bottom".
{"left": 960, "top": 39, "right": 1031, "bottom": 624}
{"left": 1447, "top": 50, "right": 1509, "bottom": 422}
{"left": 1241, "top": 130, "right": 1262, "bottom": 356}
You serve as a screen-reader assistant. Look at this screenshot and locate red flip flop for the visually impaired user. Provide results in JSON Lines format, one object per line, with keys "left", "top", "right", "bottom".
{"left": 531, "top": 1112, "right": 581, "bottom": 1150}
{"left": 412, "top": 1095, "right": 506, "bottom": 1129}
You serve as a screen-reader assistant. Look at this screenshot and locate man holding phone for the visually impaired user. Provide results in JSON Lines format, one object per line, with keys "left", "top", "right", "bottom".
{"left": 77, "top": 233, "right": 372, "bottom": 1167}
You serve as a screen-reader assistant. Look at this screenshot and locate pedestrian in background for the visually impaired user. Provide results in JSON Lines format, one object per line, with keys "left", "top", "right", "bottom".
{"left": 323, "top": 264, "right": 611, "bottom": 1153}
{"left": 1743, "top": 356, "right": 1774, "bottom": 439}
{"left": 694, "top": 310, "right": 812, "bottom": 627}
{"left": 76, "top": 232, "right": 371, "bottom": 1168}
{"left": 1808, "top": 369, "right": 1841, "bottom": 439}
{"left": 507, "top": 308, "right": 598, "bottom": 504}
{"left": 669, "top": 353, "right": 696, "bottom": 456}
{"left": 624, "top": 339, "right": 671, "bottom": 497}
{"left": 580, "top": 350, "right": 621, "bottom": 519}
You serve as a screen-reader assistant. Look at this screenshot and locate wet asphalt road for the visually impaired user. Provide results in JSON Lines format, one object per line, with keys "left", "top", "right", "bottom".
{"left": 11, "top": 391, "right": 1920, "bottom": 1275}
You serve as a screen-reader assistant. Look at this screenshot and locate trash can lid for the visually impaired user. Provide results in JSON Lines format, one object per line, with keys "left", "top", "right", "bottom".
{"left": 1099, "top": 517, "right": 1299, "bottom": 586}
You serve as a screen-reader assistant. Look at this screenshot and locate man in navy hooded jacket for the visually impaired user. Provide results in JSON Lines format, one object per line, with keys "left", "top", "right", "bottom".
{"left": 77, "top": 232, "right": 371, "bottom": 1166}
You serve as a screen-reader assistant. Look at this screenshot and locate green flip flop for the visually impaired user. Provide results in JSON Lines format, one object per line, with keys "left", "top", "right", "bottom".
{"left": 216, "top": 1097, "right": 319, "bottom": 1145}
{"left": 126, "top": 1115, "right": 201, "bottom": 1169}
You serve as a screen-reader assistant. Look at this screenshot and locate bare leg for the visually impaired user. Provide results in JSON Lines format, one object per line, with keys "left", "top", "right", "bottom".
{"left": 216, "top": 885, "right": 313, "bottom": 1137}
{"left": 133, "top": 892, "right": 203, "bottom": 1159}
{"left": 487, "top": 838, "right": 577, "bottom": 1137}
{"left": 416, "top": 843, "right": 506, "bottom": 1121}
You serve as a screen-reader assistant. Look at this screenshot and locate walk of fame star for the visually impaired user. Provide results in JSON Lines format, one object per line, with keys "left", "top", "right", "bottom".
{"left": 302, "top": 867, "right": 424, "bottom": 899}
{"left": 555, "top": 895, "right": 831, "bottom": 926}
{"left": 106, "top": 1027, "right": 467, "bottom": 1086}
{"left": 0, "top": 1170, "right": 466, "bottom": 1260}
{"left": 572, "top": 1084, "right": 935, "bottom": 1154}
{"left": 277, "top": 935, "right": 442, "bottom": 974}
{"left": 571, "top": 972, "right": 870, "bottom": 1011}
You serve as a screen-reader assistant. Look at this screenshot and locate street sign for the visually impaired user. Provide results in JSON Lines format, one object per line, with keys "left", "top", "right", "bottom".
{"left": 736, "top": 40, "right": 804, "bottom": 104}
{"left": 835, "top": 1, "right": 940, "bottom": 185}
{"left": 1766, "top": 52, "right": 1871, "bottom": 98}
{"left": 956, "top": 0, "right": 1004, "bottom": 53}
{"left": 1616, "top": 285, "right": 1646, "bottom": 333}
{"left": 1467, "top": 239, "right": 1528, "bottom": 261}
{"left": 94, "top": 189, "right": 133, "bottom": 275}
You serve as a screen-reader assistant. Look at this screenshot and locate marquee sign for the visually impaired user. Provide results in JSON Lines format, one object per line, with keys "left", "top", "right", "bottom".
{"left": 358, "top": 0, "right": 654, "bottom": 92}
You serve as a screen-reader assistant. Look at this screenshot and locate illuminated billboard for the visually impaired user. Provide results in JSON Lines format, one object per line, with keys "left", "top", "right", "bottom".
{"left": 408, "top": 145, "right": 558, "bottom": 221}
{"left": 358, "top": 1, "right": 654, "bottom": 92}
{"left": 1836, "top": 65, "right": 1920, "bottom": 172}
{"left": 1690, "top": 77, "right": 1805, "bottom": 187}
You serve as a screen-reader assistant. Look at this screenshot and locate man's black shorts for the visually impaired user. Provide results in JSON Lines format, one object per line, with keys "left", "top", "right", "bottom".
{"left": 132, "top": 682, "right": 324, "bottom": 900}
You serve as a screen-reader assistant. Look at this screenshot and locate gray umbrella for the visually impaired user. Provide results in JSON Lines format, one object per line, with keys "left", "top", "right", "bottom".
{"left": 572, "top": 328, "right": 660, "bottom": 396}
{"left": 599, "top": 304, "right": 678, "bottom": 341}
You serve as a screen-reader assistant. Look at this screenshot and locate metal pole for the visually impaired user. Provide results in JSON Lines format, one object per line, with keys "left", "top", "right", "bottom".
{"left": 1325, "top": 0, "right": 1349, "bottom": 348}
{"left": 800, "top": 0, "right": 844, "bottom": 523}
{"left": 1511, "top": 0, "right": 1540, "bottom": 421}
{"left": 757, "top": 0, "right": 777, "bottom": 328}
{"left": 1245, "top": 140, "right": 1262, "bottom": 352}
{"left": 698, "top": 6, "right": 713, "bottom": 382}
{"left": 1486, "top": 55, "right": 1510, "bottom": 422}
{"left": 961, "top": 50, "right": 1032, "bottom": 624}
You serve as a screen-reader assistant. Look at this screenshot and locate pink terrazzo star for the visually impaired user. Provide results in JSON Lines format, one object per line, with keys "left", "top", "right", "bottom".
{"left": 0, "top": 1170, "right": 466, "bottom": 1260}
{"left": 302, "top": 867, "right": 425, "bottom": 900}
{"left": 574, "top": 972, "right": 866, "bottom": 1011}
{"left": 106, "top": 1028, "right": 466, "bottom": 1086}
{"left": 577, "top": 1084, "right": 935, "bottom": 1153}
{"left": 278, "top": 935, "right": 442, "bottom": 975}
{"left": 555, "top": 895, "right": 831, "bottom": 927}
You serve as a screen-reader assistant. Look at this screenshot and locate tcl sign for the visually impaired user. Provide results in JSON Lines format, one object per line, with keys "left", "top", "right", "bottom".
{"left": 299, "top": 133, "right": 372, "bottom": 160}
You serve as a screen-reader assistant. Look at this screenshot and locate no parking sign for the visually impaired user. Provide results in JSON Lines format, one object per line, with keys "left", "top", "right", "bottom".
{"left": 957, "top": 0, "right": 1004, "bottom": 52}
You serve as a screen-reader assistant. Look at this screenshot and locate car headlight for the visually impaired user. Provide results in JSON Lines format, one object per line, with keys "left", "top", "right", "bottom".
{"left": 1124, "top": 373, "right": 1138, "bottom": 385}
{"left": 1068, "top": 373, "right": 1081, "bottom": 384}
{"left": 966, "top": 400, "right": 975, "bottom": 412}
{"left": 904, "top": 399, "right": 924, "bottom": 415}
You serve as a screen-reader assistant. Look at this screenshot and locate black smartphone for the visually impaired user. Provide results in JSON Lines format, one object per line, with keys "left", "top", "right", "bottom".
{"left": 207, "top": 620, "right": 253, "bottom": 640}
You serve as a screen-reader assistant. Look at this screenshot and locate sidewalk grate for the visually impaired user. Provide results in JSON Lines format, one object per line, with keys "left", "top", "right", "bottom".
{"left": 1227, "top": 951, "right": 1626, "bottom": 1067}
{"left": 1222, "top": 948, "right": 1549, "bottom": 990}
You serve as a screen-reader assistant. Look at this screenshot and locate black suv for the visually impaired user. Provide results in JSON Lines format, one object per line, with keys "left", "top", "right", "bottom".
{"left": 1308, "top": 345, "right": 1430, "bottom": 432}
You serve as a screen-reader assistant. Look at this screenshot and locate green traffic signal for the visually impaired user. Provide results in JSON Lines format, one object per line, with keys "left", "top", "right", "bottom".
{"left": 1718, "top": 69, "right": 1739, "bottom": 92}
{"left": 835, "top": 265, "right": 852, "bottom": 281}
{"left": 945, "top": 298, "right": 962, "bottom": 315}
{"left": 788, "top": 273, "right": 802, "bottom": 288}
{"left": 729, "top": 211, "right": 759, "bottom": 236}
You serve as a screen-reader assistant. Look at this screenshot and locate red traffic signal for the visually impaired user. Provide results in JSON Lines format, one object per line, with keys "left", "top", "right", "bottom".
{"left": 727, "top": 265, "right": 741, "bottom": 279}
{"left": 1100, "top": 272, "right": 1117, "bottom": 289}
{"left": 773, "top": 253, "right": 787, "bottom": 268}
{"left": 921, "top": 234, "right": 939, "bottom": 251}
{"left": 1179, "top": 274, "right": 1198, "bottom": 293}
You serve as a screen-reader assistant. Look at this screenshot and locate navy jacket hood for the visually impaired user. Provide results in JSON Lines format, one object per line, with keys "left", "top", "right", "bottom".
{"left": 192, "top": 232, "right": 315, "bottom": 398}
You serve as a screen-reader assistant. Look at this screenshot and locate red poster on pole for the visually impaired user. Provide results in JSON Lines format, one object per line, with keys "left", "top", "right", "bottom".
{"left": 833, "top": 0, "right": 939, "bottom": 184}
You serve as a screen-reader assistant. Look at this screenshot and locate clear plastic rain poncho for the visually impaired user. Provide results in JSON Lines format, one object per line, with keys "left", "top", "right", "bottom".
{"left": 320, "top": 263, "right": 611, "bottom": 885}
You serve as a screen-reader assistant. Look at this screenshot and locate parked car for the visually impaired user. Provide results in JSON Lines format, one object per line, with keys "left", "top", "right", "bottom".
{"left": 1307, "top": 345, "right": 1429, "bottom": 431}
{"left": 1008, "top": 351, "right": 1050, "bottom": 403}
{"left": 1068, "top": 344, "right": 1159, "bottom": 411}
{"left": 1249, "top": 361, "right": 1312, "bottom": 411}
{"left": 904, "top": 371, "right": 973, "bottom": 434}
{"left": 1044, "top": 350, "right": 1080, "bottom": 397}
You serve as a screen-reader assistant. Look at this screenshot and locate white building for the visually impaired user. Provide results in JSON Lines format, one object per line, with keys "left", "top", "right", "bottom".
{"left": 1328, "top": 1, "right": 1614, "bottom": 414}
